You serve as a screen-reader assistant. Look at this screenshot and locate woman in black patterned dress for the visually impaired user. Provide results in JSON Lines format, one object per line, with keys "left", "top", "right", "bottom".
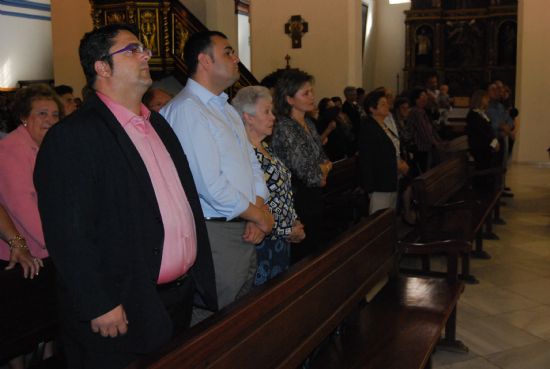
{"left": 270, "top": 70, "right": 332, "bottom": 262}
{"left": 233, "top": 86, "right": 305, "bottom": 285}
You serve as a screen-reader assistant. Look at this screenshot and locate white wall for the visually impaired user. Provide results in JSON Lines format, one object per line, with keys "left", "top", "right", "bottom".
{"left": 250, "top": 0, "right": 362, "bottom": 100}
{"left": 363, "top": 0, "right": 409, "bottom": 92}
{"left": 0, "top": 4, "right": 53, "bottom": 88}
{"left": 238, "top": 13, "right": 251, "bottom": 70}
{"left": 515, "top": 0, "right": 550, "bottom": 163}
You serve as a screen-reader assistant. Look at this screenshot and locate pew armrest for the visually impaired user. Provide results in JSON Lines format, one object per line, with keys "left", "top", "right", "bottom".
{"left": 431, "top": 199, "right": 471, "bottom": 212}
{"left": 397, "top": 239, "right": 472, "bottom": 282}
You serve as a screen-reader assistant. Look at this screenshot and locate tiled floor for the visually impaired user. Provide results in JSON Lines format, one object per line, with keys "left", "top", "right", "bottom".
{"left": 433, "top": 163, "right": 550, "bottom": 369}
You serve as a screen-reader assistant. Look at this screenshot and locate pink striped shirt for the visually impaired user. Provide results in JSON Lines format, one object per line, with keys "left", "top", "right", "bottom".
{"left": 0, "top": 125, "right": 49, "bottom": 260}
{"left": 98, "top": 92, "right": 196, "bottom": 284}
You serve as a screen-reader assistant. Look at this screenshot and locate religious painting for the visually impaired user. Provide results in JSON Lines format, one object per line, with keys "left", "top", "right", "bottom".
{"left": 497, "top": 21, "right": 517, "bottom": 66}
{"left": 444, "top": 19, "right": 485, "bottom": 68}
{"left": 414, "top": 25, "right": 434, "bottom": 67}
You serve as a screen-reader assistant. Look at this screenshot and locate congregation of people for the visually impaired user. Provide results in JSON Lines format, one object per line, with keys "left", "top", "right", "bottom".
{"left": 0, "top": 24, "right": 519, "bottom": 369}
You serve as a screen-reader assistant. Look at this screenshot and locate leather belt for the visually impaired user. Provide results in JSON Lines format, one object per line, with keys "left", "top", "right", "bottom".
{"left": 204, "top": 217, "right": 246, "bottom": 222}
{"left": 156, "top": 273, "right": 189, "bottom": 291}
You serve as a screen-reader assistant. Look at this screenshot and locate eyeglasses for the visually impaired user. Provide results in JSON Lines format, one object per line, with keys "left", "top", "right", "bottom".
{"left": 108, "top": 43, "right": 152, "bottom": 57}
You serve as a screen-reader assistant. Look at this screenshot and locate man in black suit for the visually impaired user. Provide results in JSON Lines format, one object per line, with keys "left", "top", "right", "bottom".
{"left": 34, "top": 24, "right": 217, "bottom": 369}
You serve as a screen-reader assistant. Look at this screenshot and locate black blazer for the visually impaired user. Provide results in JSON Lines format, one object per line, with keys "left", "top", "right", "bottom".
{"left": 34, "top": 93, "right": 217, "bottom": 354}
{"left": 466, "top": 109, "right": 497, "bottom": 169}
{"left": 358, "top": 116, "right": 398, "bottom": 193}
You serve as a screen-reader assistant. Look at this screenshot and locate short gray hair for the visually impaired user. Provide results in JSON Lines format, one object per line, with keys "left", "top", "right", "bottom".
{"left": 232, "top": 86, "right": 272, "bottom": 119}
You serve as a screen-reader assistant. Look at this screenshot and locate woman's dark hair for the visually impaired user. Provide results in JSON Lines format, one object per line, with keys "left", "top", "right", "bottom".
{"left": 273, "top": 69, "right": 314, "bottom": 117}
{"left": 408, "top": 87, "right": 427, "bottom": 107}
{"left": 12, "top": 84, "right": 64, "bottom": 123}
{"left": 364, "top": 90, "right": 386, "bottom": 116}
{"left": 393, "top": 96, "right": 410, "bottom": 111}
{"left": 317, "top": 97, "right": 332, "bottom": 114}
{"left": 183, "top": 30, "right": 228, "bottom": 76}
{"left": 79, "top": 23, "right": 138, "bottom": 88}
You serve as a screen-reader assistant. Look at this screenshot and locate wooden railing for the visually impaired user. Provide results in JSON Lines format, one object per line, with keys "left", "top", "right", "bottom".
{"left": 90, "top": 0, "right": 258, "bottom": 94}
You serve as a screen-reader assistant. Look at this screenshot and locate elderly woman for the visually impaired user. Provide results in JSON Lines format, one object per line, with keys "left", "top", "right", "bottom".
{"left": 271, "top": 70, "right": 332, "bottom": 262}
{"left": 0, "top": 84, "right": 61, "bottom": 368}
{"left": 466, "top": 89, "right": 500, "bottom": 193}
{"left": 232, "top": 86, "right": 305, "bottom": 285}
{"left": 359, "top": 90, "right": 409, "bottom": 215}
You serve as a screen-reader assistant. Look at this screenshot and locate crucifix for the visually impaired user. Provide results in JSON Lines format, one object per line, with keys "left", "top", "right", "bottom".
{"left": 285, "top": 54, "right": 291, "bottom": 69}
{"left": 285, "top": 15, "right": 308, "bottom": 49}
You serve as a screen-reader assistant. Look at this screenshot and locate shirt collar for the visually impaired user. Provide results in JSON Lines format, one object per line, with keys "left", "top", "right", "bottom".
{"left": 186, "top": 78, "right": 229, "bottom": 107}
{"left": 96, "top": 91, "right": 151, "bottom": 128}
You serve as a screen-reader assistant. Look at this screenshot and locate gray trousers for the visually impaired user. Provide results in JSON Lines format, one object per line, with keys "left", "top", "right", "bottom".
{"left": 206, "top": 221, "right": 257, "bottom": 307}
{"left": 192, "top": 221, "right": 257, "bottom": 325}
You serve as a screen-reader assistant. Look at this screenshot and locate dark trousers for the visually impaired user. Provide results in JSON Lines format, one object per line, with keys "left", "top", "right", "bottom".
{"left": 63, "top": 275, "right": 194, "bottom": 369}
{"left": 291, "top": 183, "right": 324, "bottom": 264}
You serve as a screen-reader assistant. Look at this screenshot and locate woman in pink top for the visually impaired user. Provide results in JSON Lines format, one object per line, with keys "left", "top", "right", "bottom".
{"left": 0, "top": 84, "right": 62, "bottom": 369}
{"left": 0, "top": 84, "right": 62, "bottom": 277}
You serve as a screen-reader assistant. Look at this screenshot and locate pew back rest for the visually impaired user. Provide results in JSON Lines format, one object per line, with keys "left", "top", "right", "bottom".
{"left": 323, "top": 156, "right": 360, "bottom": 197}
{"left": 412, "top": 156, "right": 469, "bottom": 214}
{"left": 129, "top": 209, "right": 397, "bottom": 369}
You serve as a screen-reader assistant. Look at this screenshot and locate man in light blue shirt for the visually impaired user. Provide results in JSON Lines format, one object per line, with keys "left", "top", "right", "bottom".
{"left": 161, "top": 31, "right": 273, "bottom": 312}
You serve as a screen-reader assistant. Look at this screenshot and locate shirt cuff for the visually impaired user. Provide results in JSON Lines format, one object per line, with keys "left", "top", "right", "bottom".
{"left": 228, "top": 195, "right": 251, "bottom": 220}
{"left": 255, "top": 183, "right": 269, "bottom": 203}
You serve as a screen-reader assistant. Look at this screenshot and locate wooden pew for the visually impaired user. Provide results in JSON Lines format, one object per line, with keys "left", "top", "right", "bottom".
{"left": 402, "top": 155, "right": 503, "bottom": 283}
{"left": 127, "top": 209, "right": 467, "bottom": 369}
{"left": 321, "top": 156, "right": 367, "bottom": 238}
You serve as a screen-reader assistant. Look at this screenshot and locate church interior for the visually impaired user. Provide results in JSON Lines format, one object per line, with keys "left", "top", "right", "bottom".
{"left": 1, "top": 0, "right": 550, "bottom": 368}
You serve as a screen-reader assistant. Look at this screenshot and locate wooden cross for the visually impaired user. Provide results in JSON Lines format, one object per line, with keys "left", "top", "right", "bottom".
{"left": 285, "top": 15, "right": 308, "bottom": 49}
{"left": 285, "top": 54, "right": 291, "bottom": 69}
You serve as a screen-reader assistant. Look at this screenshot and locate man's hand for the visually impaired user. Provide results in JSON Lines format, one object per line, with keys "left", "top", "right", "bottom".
{"left": 90, "top": 304, "right": 128, "bottom": 338}
{"left": 242, "top": 221, "right": 266, "bottom": 244}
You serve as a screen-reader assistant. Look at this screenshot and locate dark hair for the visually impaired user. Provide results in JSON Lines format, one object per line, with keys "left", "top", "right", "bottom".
{"left": 364, "top": 90, "right": 386, "bottom": 115}
{"left": 184, "top": 30, "right": 228, "bottom": 76}
{"left": 12, "top": 84, "right": 64, "bottom": 123}
{"left": 331, "top": 96, "right": 342, "bottom": 104}
{"left": 357, "top": 87, "right": 365, "bottom": 96}
{"left": 79, "top": 23, "right": 138, "bottom": 88}
{"left": 393, "top": 96, "right": 410, "bottom": 111}
{"left": 260, "top": 70, "right": 284, "bottom": 89}
{"left": 54, "top": 84, "right": 74, "bottom": 96}
{"left": 409, "top": 87, "right": 427, "bottom": 107}
{"left": 318, "top": 97, "right": 332, "bottom": 113}
{"left": 273, "top": 69, "right": 314, "bottom": 117}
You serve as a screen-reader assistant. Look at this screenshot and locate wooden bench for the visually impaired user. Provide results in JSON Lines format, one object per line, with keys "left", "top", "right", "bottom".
{"left": 0, "top": 259, "right": 58, "bottom": 365}
{"left": 322, "top": 156, "right": 367, "bottom": 239}
{"left": 402, "top": 155, "right": 503, "bottom": 283}
{"left": 127, "top": 209, "right": 467, "bottom": 369}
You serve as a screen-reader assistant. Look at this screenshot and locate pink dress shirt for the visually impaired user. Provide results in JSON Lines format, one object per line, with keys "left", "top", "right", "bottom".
{"left": 98, "top": 92, "right": 197, "bottom": 283}
{"left": 0, "top": 125, "right": 49, "bottom": 260}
